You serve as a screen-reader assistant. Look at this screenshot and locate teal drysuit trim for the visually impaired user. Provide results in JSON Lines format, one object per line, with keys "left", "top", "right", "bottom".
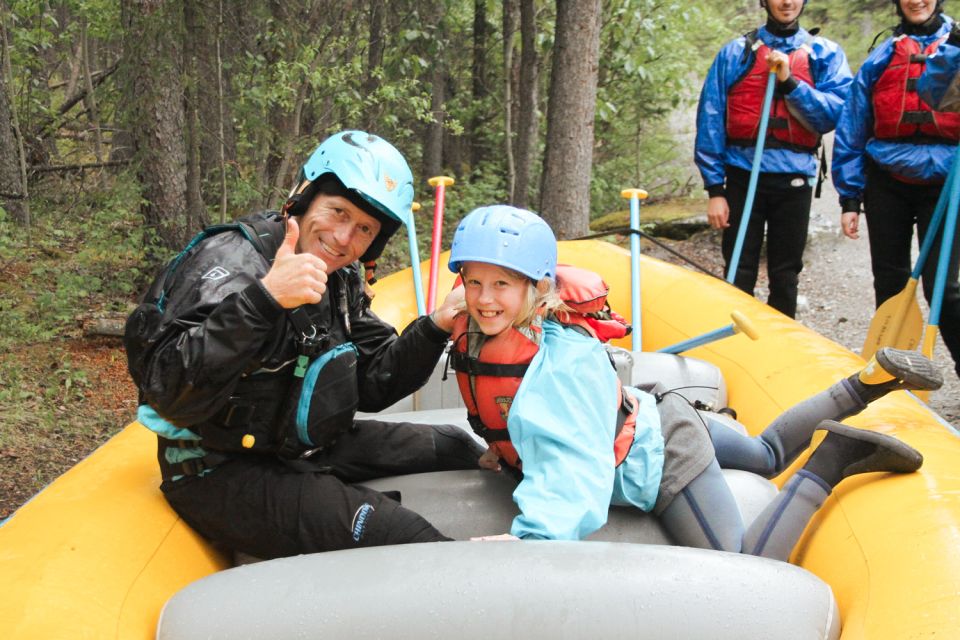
{"left": 138, "top": 404, "right": 201, "bottom": 441}
{"left": 507, "top": 321, "right": 664, "bottom": 540}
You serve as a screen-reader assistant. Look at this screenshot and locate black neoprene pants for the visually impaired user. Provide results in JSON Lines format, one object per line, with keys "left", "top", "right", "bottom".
{"left": 161, "top": 419, "right": 482, "bottom": 560}
{"left": 863, "top": 161, "right": 960, "bottom": 375}
{"left": 721, "top": 165, "right": 814, "bottom": 318}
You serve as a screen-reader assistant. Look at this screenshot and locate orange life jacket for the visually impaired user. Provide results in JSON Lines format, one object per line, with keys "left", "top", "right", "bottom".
{"left": 726, "top": 33, "right": 820, "bottom": 152}
{"left": 448, "top": 265, "right": 637, "bottom": 469}
{"left": 872, "top": 35, "right": 960, "bottom": 143}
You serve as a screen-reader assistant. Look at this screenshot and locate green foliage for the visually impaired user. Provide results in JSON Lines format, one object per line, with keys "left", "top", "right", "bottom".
{"left": 590, "top": 0, "right": 753, "bottom": 216}
{"left": 806, "top": 0, "right": 896, "bottom": 70}
{"left": 0, "top": 170, "right": 143, "bottom": 350}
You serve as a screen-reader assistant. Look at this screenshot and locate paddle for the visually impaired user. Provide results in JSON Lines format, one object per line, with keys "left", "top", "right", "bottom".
{"left": 408, "top": 201, "right": 426, "bottom": 316}
{"left": 657, "top": 311, "right": 759, "bottom": 355}
{"left": 426, "top": 176, "right": 454, "bottom": 314}
{"left": 922, "top": 151, "right": 960, "bottom": 364}
{"left": 861, "top": 157, "right": 958, "bottom": 359}
{"left": 621, "top": 188, "right": 648, "bottom": 351}
{"left": 726, "top": 70, "right": 777, "bottom": 284}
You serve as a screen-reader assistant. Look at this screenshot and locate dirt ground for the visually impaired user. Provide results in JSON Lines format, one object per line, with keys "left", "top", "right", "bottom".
{"left": 2, "top": 184, "right": 958, "bottom": 520}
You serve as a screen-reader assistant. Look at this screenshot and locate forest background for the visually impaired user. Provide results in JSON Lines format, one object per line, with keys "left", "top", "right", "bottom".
{"left": 0, "top": 0, "right": 893, "bottom": 517}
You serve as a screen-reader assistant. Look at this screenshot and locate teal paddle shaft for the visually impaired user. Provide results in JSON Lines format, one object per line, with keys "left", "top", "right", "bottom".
{"left": 912, "top": 160, "right": 956, "bottom": 281}
{"left": 658, "top": 325, "right": 735, "bottom": 354}
{"left": 407, "top": 218, "right": 426, "bottom": 316}
{"left": 928, "top": 145, "right": 960, "bottom": 327}
{"left": 726, "top": 71, "right": 776, "bottom": 284}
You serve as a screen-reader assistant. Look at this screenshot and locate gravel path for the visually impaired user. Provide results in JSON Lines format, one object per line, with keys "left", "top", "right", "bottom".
{"left": 644, "top": 151, "right": 959, "bottom": 426}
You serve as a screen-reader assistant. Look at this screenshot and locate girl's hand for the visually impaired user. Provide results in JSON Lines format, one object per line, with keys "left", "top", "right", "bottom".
{"left": 431, "top": 285, "right": 466, "bottom": 333}
{"left": 478, "top": 446, "right": 502, "bottom": 471}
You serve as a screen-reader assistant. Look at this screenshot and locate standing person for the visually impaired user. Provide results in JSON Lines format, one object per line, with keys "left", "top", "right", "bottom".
{"left": 124, "top": 130, "right": 484, "bottom": 560}
{"left": 695, "top": 0, "right": 852, "bottom": 318}
{"left": 833, "top": 0, "right": 960, "bottom": 379}
{"left": 450, "top": 205, "right": 939, "bottom": 557}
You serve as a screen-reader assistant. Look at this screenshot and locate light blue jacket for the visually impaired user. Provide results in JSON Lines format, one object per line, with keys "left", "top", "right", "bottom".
{"left": 833, "top": 17, "right": 956, "bottom": 208}
{"left": 695, "top": 25, "right": 852, "bottom": 190}
{"left": 507, "top": 321, "right": 665, "bottom": 540}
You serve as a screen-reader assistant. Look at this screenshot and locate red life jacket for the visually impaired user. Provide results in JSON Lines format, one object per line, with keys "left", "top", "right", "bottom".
{"left": 872, "top": 35, "right": 960, "bottom": 143}
{"left": 448, "top": 264, "right": 637, "bottom": 470}
{"left": 726, "top": 33, "right": 820, "bottom": 152}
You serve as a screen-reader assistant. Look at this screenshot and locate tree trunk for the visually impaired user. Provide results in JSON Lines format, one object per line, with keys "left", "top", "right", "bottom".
{"left": 513, "top": 0, "right": 539, "bottom": 208}
{"left": 423, "top": 13, "right": 446, "bottom": 181}
{"left": 122, "top": 0, "right": 189, "bottom": 256}
{"left": 539, "top": 0, "right": 601, "bottom": 239}
{"left": 80, "top": 20, "right": 105, "bottom": 165}
{"left": 0, "top": 7, "right": 28, "bottom": 225}
{"left": 502, "top": 0, "right": 518, "bottom": 201}
{"left": 469, "top": 0, "right": 488, "bottom": 169}
{"left": 183, "top": 0, "right": 210, "bottom": 230}
{"left": 362, "top": 0, "right": 385, "bottom": 130}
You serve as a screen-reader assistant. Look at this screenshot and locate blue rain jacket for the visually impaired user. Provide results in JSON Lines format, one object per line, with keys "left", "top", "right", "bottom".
{"left": 695, "top": 25, "right": 852, "bottom": 190}
{"left": 507, "top": 320, "right": 665, "bottom": 541}
{"left": 833, "top": 17, "right": 956, "bottom": 206}
{"left": 918, "top": 36, "right": 960, "bottom": 112}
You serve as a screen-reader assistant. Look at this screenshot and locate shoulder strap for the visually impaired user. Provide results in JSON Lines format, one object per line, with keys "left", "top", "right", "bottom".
{"left": 740, "top": 28, "right": 761, "bottom": 65}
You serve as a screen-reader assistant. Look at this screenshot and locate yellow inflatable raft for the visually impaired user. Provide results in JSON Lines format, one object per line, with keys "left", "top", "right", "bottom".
{"left": 2, "top": 240, "right": 959, "bottom": 639}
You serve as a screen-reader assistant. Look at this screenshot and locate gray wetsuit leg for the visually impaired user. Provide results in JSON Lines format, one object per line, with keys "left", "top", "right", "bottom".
{"left": 709, "top": 379, "right": 866, "bottom": 477}
{"left": 658, "top": 459, "right": 744, "bottom": 553}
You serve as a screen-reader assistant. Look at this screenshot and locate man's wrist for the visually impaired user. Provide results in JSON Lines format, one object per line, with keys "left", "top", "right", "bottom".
{"left": 706, "top": 184, "right": 726, "bottom": 199}
{"left": 840, "top": 197, "right": 861, "bottom": 214}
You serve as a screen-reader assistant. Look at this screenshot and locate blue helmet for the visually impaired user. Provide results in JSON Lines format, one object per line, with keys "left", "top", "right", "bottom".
{"left": 284, "top": 130, "right": 415, "bottom": 262}
{"left": 448, "top": 205, "right": 557, "bottom": 281}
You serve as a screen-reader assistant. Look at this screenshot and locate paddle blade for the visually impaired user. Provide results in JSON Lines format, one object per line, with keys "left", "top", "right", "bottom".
{"left": 861, "top": 280, "right": 922, "bottom": 359}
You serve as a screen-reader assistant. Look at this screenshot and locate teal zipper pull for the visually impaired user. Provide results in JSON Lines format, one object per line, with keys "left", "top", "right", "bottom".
{"left": 294, "top": 354, "right": 310, "bottom": 378}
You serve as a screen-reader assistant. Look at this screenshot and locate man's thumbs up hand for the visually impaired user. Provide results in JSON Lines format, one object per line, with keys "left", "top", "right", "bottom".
{"left": 261, "top": 217, "right": 329, "bottom": 308}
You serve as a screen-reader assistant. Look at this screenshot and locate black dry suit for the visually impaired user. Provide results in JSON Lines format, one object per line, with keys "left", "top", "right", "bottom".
{"left": 124, "top": 213, "right": 483, "bottom": 558}
{"left": 127, "top": 211, "right": 448, "bottom": 470}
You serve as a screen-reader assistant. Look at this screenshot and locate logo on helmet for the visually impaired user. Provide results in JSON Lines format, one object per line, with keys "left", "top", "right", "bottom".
{"left": 384, "top": 175, "right": 397, "bottom": 192}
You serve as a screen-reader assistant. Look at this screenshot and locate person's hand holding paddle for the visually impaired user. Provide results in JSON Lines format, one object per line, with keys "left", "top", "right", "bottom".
{"left": 766, "top": 50, "right": 791, "bottom": 82}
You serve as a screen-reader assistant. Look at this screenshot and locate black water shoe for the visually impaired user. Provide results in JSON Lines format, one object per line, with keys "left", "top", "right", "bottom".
{"left": 847, "top": 348, "right": 942, "bottom": 404}
{"left": 803, "top": 420, "right": 923, "bottom": 487}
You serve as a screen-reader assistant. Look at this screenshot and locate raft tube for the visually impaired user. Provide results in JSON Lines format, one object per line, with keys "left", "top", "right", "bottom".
{"left": 0, "top": 241, "right": 958, "bottom": 639}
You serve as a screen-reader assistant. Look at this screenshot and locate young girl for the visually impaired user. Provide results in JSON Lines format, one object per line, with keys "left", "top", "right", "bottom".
{"left": 448, "top": 205, "right": 940, "bottom": 560}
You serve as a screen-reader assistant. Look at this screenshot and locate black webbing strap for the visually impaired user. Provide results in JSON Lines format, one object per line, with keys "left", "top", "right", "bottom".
{"left": 573, "top": 227, "right": 718, "bottom": 278}
{"left": 158, "top": 436, "right": 229, "bottom": 479}
{"left": 467, "top": 413, "right": 511, "bottom": 442}
{"left": 901, "top": 110, "right": 936, "bottom": 124}
{"left": 447, "top": 350, "right": 530, "bottom": 378}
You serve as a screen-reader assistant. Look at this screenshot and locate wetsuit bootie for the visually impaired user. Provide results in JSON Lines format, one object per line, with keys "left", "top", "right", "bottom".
{"left": 802, "top": 420, "right": 923, "bottom": 487}
{"left": 845, "top": 348, "right": 942, "bottom": 404}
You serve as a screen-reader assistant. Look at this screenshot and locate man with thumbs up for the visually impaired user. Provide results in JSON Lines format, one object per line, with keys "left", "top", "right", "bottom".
{"left": 126, "top": 131, "right": 482, "bottom": 560}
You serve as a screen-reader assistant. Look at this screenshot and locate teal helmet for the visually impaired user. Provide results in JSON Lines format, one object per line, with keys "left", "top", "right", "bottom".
{"left": 283, "top": 130, "right": 415, "bottom": 262}
{"left": 448, "top": 205, "right": 557, "bottom": 281}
